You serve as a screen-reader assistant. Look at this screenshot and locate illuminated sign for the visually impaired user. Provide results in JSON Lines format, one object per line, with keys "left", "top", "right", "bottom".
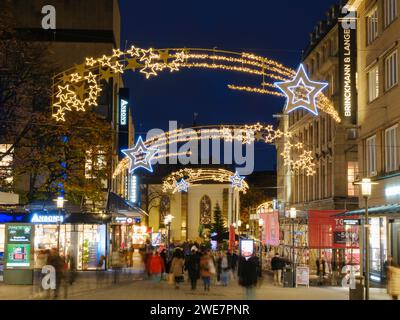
{"left": 339, "top": 14, "right": 357, "bottom": 125}
{"left": 120, "top": 99, "right": 128, "bottom": 126}
{"left": 129, "top": 175, "right": 138, "bottom": 203}
{"left": 386, "top": 186, "right": 400, "bottom": 197}
{"left": 31, "top": 214, "right": 64, "bottom": 224}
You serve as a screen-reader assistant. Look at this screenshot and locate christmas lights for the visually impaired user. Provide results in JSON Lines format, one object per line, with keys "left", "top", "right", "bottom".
{"left": 51, "top": 46, "right": 341, "bottom": 124}
{"left": 121, "top": 136, "right": 159, "bottom": 173}
{"left": 175, "top": 178, "right": 190, "bottom": 193}
{"left": 275, "top": 64, "right": 328, "bottom": 117}
{"left": 229, "top": 171, "right": 246, "bottom": 191}
{"left": 162, "top": 168, "right": 250, "bottom": 194}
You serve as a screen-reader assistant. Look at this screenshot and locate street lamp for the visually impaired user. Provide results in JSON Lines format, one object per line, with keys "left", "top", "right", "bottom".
{"left": 164, "top": 214, "right": 174, "bottom": 261}
{"left": 246, "top": 224, "right": 250, "bottom": 238}
{"left": 259, "top": 218, "right": 264, "bottom": 276}
{"left": 289, "top": 207, "right": 297, "bottom": 287}
{"left": 55, "top": 196, "right": 65, "bottom": 253}
{"left": 355, "top": 178, "right": 377, "bottom": 300}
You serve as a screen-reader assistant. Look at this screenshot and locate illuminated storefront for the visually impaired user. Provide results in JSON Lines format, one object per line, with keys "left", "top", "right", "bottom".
{"left": 0, "top": 210, "right": 109, "bottom": 281}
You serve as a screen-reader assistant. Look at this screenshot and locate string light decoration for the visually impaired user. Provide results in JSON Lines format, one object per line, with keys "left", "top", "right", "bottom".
{"left": 121, "top": 136, "right": 159, "bottom": 173}
{"left": 274, "top": 64, "right": 328, "bottom": 117}
{"left": 175, "top": 178, "right": 190, "bottom": 193}
{"left": 113, "top": 123, "right": 316, "bottom": 178}
{"left": 229, "top": 171, "right": 246, "bottom": 191}
{"left": 51, "top": 47, "right": 341, "bottom": 123}
{"left": 162, "top": 168, "right": 250, "bottom": 194}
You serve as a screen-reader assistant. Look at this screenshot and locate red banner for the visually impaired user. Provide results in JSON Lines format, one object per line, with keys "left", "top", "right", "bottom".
{"left": 261, "top": 211, "right": 280, "bottom": 246}
{"left": 308, "top": 210, "right": 360, "bottom": 249}
{"left": 229, "top": 224, "right": 236, "bottom": 250}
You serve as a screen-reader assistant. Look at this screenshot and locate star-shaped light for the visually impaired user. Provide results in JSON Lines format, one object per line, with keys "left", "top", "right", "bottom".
{"left": 229, "top": 171, "right": 245, "bottom": 190}
{"left": 121, "top": 137, "right": 159, "bottom": 173}
{"left": 274, "top": 64, "right": 328, "bottom": 116}
{"left": 175, "top": 178, "right": 190, "bottom": 193}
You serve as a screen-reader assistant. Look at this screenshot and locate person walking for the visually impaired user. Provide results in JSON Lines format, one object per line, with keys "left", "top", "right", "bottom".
{"left": 185, "top": 246, "right": 201, "bottom": 290}
{"left": 169, "top": 249, "right": 185, "bottom": 289}
{"left": 200, "top": 250, "right": 215, "bottom": 292}
{"left": 388, "top": 265, "right": 400, "bottom": 300}
{"left": 238, "top": 254, "right": 259, "bottom": 300}
{"left": 47, "top": 249, "right": 65, "bottom": 299}
{"left": 149, "top": 250, "right": 165, "bottom": 282}
{"left": 271, "top": 252, "right": 283, "bottom": 286}
{"left": 220, "top": 252, "right": 230, "bottom": 286}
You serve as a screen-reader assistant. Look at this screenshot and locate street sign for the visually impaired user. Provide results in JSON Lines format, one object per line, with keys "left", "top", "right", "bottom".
{"left": 344, "top": 219, "right": 360, "bottom": 225}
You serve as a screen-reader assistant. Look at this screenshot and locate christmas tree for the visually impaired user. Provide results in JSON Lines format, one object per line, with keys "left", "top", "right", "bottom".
{"left": 212, "top": 202, "right": 227, "bottom": 244}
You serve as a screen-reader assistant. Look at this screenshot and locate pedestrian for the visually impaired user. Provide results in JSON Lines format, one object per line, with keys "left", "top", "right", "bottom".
{"left": 185, "top": 246, "right": 201, "bottom": 290}
{"left": 238, "top": 254, "right": 259, "bottom": 300}
{"left": 216, "top": 251, "right": 222, "bottom": 285}
{"left": 384, "top": 255, "right": 395, "bottom": 283}
{"left": 271, "top": 252, "right": 284, "bottom": 286}
{"left": 220, "top": 252, "right": 230, "bottom": 286}
{"left": 47, "top": 249, "right": 65, "bottom": 299}
{"left": 228, "top": 249, "right": 239, "bottom": 279}
{"left": 112, "top": 250, "right": 122, "bottom": 284}
{"left": 388, "top": 266, "right": 400, "bottom": 300}
{"left": 200, "top": 250, "right": 215, "bottom": 292}
{"left": 169, "top": 249, "right": 185, "bottom": 289}
{"left": 149, "top": 250, "right": 165, "bottom": 282}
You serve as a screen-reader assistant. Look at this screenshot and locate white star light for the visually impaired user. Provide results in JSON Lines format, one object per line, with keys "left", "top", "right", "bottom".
{"left": 176, "top": 178, "right": 190, "bottom": 193}
{"left": 121, "top": 136, "right": 159, "bottom": 173}
{"left": 229, "top": 171, "right": 245, "bottom": 190}
{"left": 274, "top": 64, "right": 328, "bottom": 116}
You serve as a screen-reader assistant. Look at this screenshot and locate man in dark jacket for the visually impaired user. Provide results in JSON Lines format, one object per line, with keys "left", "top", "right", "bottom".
{"left": 271, "top": 253, "right": 284, "bottom": 286}
{"left": 238, "top": 255, "right": 259, "bottom": 300}
{"left": 185, "top": 247, "right": 201, "bottom": 290}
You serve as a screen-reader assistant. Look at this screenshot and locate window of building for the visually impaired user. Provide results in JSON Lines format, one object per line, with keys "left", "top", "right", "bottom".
{"left": 367, "top": 7, "right": 379, "bottom": 45}
{"left": 368, "top": 65, "right": 380, "bottom": 102}
{"left": 200, "top": 195, "right": 212, "bottom": 225}
{"left": 366, "top": 135, "right": 377, "bottom": 177}
{"left": 384, "top": 0, "right": 398, "bottom": 27}
{"left": 385, "top": 125, "right": 398, "bottom": 172}
{"left": 385, "top": 50, "right": 398, "bottom": 91}
{"left": 347, "top": 161, "right": 359, "bottom": 196}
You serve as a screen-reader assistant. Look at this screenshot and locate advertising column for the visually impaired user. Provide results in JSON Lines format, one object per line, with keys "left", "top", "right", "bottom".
{"left": 4, "top": 224, "right": 34, "bottom": 284}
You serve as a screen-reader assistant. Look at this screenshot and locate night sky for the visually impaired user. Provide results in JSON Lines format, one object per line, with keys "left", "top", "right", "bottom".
{"left": 119, "top": 0, "right": 340, "bottom": 171}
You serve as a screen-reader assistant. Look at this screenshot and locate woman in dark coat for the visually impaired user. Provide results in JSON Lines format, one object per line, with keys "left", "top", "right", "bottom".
{"left": 238, "top": 255, "right": 259, "bottom": 300}
{"left": 185, "top": 247, "right": 201, "bottom": 290}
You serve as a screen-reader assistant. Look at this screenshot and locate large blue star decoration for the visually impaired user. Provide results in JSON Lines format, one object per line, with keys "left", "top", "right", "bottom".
{"left": 121, "top": 136, "right": 159, "bottom": 173}
{"left": 175, "top": 178, "right": 190, "bottom": 193}
{"left": 229, "top": 171, "right": 245, "bottom": 190}
{"left": 274, "top": 64, "right": 328, "bottom": 116}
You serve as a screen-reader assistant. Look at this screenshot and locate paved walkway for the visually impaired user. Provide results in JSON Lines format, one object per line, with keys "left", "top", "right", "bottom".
{"left": 0, "top": 271, "right": 393, "bottom": 300}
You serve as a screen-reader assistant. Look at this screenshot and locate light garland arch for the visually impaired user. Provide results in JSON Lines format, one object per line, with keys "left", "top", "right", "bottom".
{"left": 51, "top": 46, "right": 341, "bottom": 123}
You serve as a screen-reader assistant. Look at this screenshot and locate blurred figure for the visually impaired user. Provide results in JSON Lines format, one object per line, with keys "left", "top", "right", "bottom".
{"left": 200, "top": 250, "right": 215, "bottom": 292}
{"left": 228, "top": 249, "right": 238, "bottom": 280}
{"left": 388, "top": 266, "right": 400, "bottom": 300}
{"left": 149, "top": 251, "right": 165, "bottom": 282}
{"left": 111, "top": 250, "right": 122, "bottom": 284}
{"left": 220, "top": 252, "right": 230, "bottom": 286}
{"left": 66, "top": 248, "right": 77, "bottom": 285}
{"left": 271, "top": 252, "right": 284, "bottom": 286}
{"left": 160, "top": 248, "right": 168, "bottom": 280}
{"left": 170, "top": 249, "right": 185, "bottom": 289}
{"left": 47, "top": 249, "right": 65, "bottom": 299}
{"left": 185, "top": 246, "right": 200, "bottom": 290}
{"left": 96, "top": 255, "right": 106, "bottom": 287}
{"left": 238, "top": 254, "right": 259, "bottom": 300}
{"left": 384, "top": 255, "right": 394, "bottom": 283}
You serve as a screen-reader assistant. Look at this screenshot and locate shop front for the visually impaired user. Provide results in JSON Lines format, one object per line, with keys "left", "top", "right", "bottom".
{"left": 0, "top": 210, "right": 109, "bottom": 283}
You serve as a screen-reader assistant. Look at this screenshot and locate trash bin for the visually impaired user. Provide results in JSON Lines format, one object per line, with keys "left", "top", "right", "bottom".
{"left": 283, "top": 267, "right": 294, "bottom": 288}
{"left": 349, "top": 276, "right": 364, "bottom": 300}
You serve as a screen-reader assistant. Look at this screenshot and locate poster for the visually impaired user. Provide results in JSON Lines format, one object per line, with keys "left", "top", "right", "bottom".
{"left": 296, "top": 266, "right": 309, "bottom": 287}
{"left": 7, "top": 225, "right": 32, "bottom": 243}
{"left": 151, "top": 233, "right": 162, "bottom": 247}
{"left": 261, "top": 211, "right": 280, "bottom": 246}
{"left": 6, "top": 244, "right": 31, "bottom": 268}
{"left": 240, "top": 239, "right": 254, "bottom": 258}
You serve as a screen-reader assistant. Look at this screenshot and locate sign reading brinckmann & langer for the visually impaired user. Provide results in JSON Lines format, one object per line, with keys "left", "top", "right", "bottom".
{"left": 339, "top": 13, "right": 357, "bottom": 125}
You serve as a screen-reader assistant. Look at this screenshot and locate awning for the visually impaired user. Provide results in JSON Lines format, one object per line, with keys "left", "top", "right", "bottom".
{"left": 335, "top": 203, "right": 400, "bottom": 217}
{"left": 106, "top": 192, "right": 148, "bottom": 217}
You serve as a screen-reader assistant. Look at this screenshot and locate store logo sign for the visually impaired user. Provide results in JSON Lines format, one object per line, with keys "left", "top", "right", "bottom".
{"left": 41, "top": 5, "right": 56, "bottom": 30}
{"left": 120, "top": 99, "right": 128, "bottom": 126}
{"left": 31, "top": 214, "right": 64, "bottom": 224}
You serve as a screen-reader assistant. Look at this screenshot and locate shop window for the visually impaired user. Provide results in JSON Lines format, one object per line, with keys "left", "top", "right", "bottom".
{"left": 200, "top": 195, "right": 212, "bottom": 226}
{"left": 347, "top": 161, "right": 359, "bottom": 196}
{"left": 159, "top": 195, "right": 170, "bottom": 228}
